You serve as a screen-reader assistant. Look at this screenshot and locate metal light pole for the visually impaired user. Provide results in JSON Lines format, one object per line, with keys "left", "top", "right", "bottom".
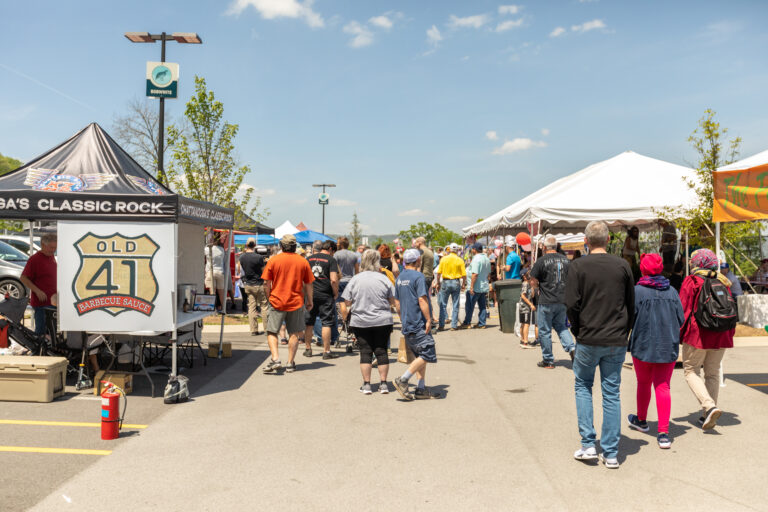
{"left": 124, "top": 32, "right": 202, "bottom": 184}
{"left": 312, "top": 184, "right": 336, "bottom": 234}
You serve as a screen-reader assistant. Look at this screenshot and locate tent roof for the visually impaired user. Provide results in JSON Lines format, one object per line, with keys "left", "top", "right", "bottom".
{"left": 0, "top": 123, "right": 233, "bottom": 227}
{"left": 294, "top": 230, "right": 333, "bottom": 244}
{"left": 295, "top": 221, "right": 309, "bottom": 231}
{"left": 274, "top": 220, "right": 299, "bottom": 239}
{"left": 464, "top": 151, "right": 696, "bottom": 235}
{"left": 718, "top": 149, "right": 768, "bottom": 172}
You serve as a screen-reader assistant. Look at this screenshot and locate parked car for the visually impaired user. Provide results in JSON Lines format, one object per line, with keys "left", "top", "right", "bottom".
{"left": 0, "top": 235, "right": 41, "bottom": 256}
{"left": 0, "top": 241, "right": 28, "bottom": 299}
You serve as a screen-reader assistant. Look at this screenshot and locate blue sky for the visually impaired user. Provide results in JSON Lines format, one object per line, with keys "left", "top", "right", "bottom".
{"left": 1, "top": 0, "right": 767, "bottom": 235}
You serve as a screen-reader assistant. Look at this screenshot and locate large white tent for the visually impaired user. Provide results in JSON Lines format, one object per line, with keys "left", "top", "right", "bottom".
{"left": 274, "top": 220, "right": 299, "bottom": 239}
{"left": 464, "top": 151, "right": 697, "bottom": 236}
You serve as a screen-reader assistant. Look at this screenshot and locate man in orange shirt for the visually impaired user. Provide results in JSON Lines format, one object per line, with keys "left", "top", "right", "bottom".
{"left": 261, "top": 234, "right": 314, "bottom": 373}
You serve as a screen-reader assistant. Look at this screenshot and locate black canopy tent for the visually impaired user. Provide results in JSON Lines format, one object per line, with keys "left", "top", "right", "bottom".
{"left": 0, "top": 123, "right": 236, "bottom": 396}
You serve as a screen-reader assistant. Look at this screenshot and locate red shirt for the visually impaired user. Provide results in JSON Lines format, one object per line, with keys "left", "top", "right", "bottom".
{"left": 261, "top": 252, "right": 314, "bottom": 311}
{"left": 22, "top": 251, "right": 57, "bottom": 308}
{"left": 679, "top": 275, "right": 734, "bottom": 350}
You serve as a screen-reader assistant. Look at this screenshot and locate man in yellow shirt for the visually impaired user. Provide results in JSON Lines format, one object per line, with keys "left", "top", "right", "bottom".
{"left": 435, "top": 243, "right": 467, "bottom": 331}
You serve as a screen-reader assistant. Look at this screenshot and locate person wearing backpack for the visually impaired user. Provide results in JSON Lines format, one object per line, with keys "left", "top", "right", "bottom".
{"left": 679, "top": 249, "right": 737, "bottom": 430}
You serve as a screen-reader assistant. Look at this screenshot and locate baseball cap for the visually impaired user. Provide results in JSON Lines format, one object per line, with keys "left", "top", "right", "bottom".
{"left": 246, "top": 237, "right": 257, "bottom": 248}
{"left": 280, "top": 234, "right": 296, "bottom": 245}
{"left": 472, "top": 242, "right": 483, "bottom": 251}
{"left": 403, "top": 248, "right": 421, "bottom": 264}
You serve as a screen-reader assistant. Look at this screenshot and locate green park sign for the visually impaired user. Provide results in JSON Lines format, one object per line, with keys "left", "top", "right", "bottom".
{"left": 146, "top": 61, "right": 179, "bottom": 99}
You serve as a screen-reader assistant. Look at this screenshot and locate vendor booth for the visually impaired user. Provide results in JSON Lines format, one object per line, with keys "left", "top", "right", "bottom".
{"left": 0, "top": 123, "right": 234, "bottom": 399}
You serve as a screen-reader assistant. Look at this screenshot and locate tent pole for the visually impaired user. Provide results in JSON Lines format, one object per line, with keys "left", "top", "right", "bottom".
{"left": 218, "top": 227, "right": 233, "bottom": 358}
{"left": 28, "top": 220, "right": 34, "bottom": 256}
{"left": 715, "top": 222, "right": 721, "bottom": 265}
{"left": 685, "top": 228, "right": 689, "bottom": 275}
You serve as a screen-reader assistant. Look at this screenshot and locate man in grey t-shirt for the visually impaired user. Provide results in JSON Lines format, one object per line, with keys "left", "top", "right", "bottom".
{"left": 334, "top": 237, "right": 360, "bottom": 284}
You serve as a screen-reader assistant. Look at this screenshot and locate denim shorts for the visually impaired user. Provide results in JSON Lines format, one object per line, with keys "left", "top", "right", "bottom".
{"left": 404, "top": 329, "right": 437, "bottom": 363}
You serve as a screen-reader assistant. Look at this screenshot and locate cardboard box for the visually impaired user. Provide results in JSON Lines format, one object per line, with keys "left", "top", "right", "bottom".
{"left": 208, "top": 342, "right": 232, "bottom": 358}
{"left": 94, "top": 371, "right": 133, "bottom": 395}
{"left": 0, "top": 356, "right": 67, "bottom": 402}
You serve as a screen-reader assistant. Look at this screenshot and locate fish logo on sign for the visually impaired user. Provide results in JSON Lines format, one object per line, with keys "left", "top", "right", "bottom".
{"left": 72, "top": 233, "right": 159, "bottom": 317}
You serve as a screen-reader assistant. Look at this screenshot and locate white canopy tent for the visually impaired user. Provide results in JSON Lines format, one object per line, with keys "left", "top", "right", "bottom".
{"left": 274, "top": 220, "right": 299, "bottom": 239}
{"left": 464, "top": 151, "right": 698, "bottom": 236}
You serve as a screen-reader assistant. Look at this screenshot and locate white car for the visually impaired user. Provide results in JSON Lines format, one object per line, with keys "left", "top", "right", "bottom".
{"left": 0, "top": 241, "right": 28, "bottom": 299}
{"left": 0, "top": 235, "right": 41, "bottom": 256}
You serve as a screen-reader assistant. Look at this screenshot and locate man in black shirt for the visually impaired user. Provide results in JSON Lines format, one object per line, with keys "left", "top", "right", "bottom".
{"left": 239, "top": 238, "right": 268, "bottom": 335}
{"left": 304, "top": 240, "right": 339, "bottom": 359}
{"left": 566, "top": 221, "right": 634, "bottom": 468}
{"left": 530, "top": 235, "right": 576, "bottom": 369}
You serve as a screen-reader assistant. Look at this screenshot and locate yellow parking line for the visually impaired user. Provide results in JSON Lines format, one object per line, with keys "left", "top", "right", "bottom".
{"left": 0, "top": 420, "right": 147, "bottom": 429}
{"left": 747, "top": 383, "right": 768, "bottom": 387}
{"left": 0, "top": 446, "right": 111, "bottom": 455}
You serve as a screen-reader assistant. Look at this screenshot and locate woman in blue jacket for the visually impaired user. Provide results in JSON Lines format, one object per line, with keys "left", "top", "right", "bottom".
{"left": 627, "top": 253, "right": 684, "bottom": 449}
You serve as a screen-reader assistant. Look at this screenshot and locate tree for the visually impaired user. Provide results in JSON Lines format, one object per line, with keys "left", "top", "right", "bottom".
{"left": 166, "top": 76, "right": 267, "bottom": 222}
{"left": 0, "top": 152, "right": 21, "bottom": 176}
{"left": 660, "top": 109, "right": 760, "bottom": 274}
{"left": 350, "top": 211, "right": 362, "bottom": 247}
{"left": 398, "top": 222, "right": 463, "bottom": 247}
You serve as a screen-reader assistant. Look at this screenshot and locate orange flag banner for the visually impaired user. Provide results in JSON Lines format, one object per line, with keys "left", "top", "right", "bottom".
{"left": 712, "top": 163, "right": 768, "bottom": 222}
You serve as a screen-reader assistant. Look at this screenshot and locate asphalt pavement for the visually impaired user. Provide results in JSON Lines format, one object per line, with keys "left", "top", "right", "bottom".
{"left": 4, "top": 304, "right": 768, "bottom": 512}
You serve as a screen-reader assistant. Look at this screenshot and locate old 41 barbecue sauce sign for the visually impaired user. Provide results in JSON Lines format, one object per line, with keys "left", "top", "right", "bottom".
{"left": 58, "top": 222, "right": 175, "bottom": 332}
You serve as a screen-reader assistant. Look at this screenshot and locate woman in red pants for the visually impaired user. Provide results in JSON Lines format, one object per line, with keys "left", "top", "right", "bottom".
{"left": 627, "top": 253, "right": 684, "bottom": 449}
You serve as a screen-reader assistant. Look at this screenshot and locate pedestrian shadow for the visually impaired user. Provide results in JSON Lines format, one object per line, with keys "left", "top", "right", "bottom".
{"left": 393, "top": 384, "right": 450, "bottom": 402}
{"left": 588, "top": 435, "right": 648, "bottom": 465}
{"left": 672, "top": 411, "right": 741, "bottom": 434}
{"left": 436, "top": 353, "right": 476, "bottom": 365}
{"left": 295, "top": 360, "right": 335, "bottom": 371}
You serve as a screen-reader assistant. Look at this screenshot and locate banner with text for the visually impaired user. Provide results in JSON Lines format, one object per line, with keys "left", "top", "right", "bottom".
{"left": 713, "top": 165, "right": 768, "bottom": 222}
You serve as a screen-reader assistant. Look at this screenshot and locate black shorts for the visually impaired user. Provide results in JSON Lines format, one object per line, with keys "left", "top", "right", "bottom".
{"left": 519, "top": 309, "right": 536, "bottom": 325}
{"left": 305, "top": 296, "right": 336, "bottom": 327}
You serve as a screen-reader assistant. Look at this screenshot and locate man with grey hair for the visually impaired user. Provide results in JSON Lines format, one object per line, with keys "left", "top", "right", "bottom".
{"left": 566, "top": 221, "right": 634, "bottom": 468}
{"left": 530, "top": 234, "right": 575, "bottom": 369}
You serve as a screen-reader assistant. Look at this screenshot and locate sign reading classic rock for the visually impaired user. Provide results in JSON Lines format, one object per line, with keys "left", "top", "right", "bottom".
{"left": 58, "top": 222, "right": 175, "bottom": 332}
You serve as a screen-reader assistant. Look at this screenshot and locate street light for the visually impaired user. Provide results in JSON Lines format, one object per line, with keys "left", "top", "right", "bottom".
{"left": 312, "top": 184, "right": 336, "bottom": 234}
{"left": 124, "top": 31, "right": 202, "bottom": 184}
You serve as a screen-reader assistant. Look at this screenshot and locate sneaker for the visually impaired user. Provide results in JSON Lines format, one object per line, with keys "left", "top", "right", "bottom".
{"left": 251, "top": 332, "right": 258, "bottom": 336}
{"left": 627, "top": 414, "right": 650, "bottom": 433}
{"left": 530, "top": 338, "right": 541, "bottom": 347}
{"left": 322, "top": 351, "right": 339, "bottom": 360}
{"left": 280, "top": 338, "right": 288, "bottom": 345}
{"left": 459, "top": 324, "right": 470, "bottom": 330}
{"left": 379, "top": 382, "right": 390, "bottom": 394}
{"left": 302, "top": 348, "right": 312, "bottom": 357}
{"left": 393, "top": 377, "right": 414, "bottom": 400}
{"left": 573, "top": 446, "right": 598, "bottom": 461}
{"left": 359, "top": 383, "right": 372, "bottom": 395}
{"left": 657, "top": 433, "right": 671, "bottom": 449}
{"left": 414, "top": 387, "right": 442, "bottom": 399}
{"left": 450, "top": 327, "right": 458, "bottom": 331}
{"left": 314, "top": 337, "right": 322, "bottom": 347}
{"left": 537, "top": 360, "right": 555, "bottom": 369}
{"left": 263, "top": 359, "right": 282, "bottom": 374}
{"left": 702, "top": 407, "right": 722, "bottom": 430}
{"left": 473, "top": 324, "right": 487, "bottom": 329}
{"left": 569, "top": 349, "right": 575, "bottom": 362}
{"left": 598, "top": 453, "right": 619, "bottom": 469}
{"left": 284, "top": 361, "right": 296, "bottom": 373}
{"left": 697, "top": 416, "right": 705, "bottom": 426}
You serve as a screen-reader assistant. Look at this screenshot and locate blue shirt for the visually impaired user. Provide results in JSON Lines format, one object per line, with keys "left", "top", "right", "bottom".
{"left": 505, "top": 251, "right": 522, "bottom": 279}
{"left": 469, "top": 253, "right": 491, "bottom": 293}
{"left": 395, "top": 269, "right": 427, "bottom": 335}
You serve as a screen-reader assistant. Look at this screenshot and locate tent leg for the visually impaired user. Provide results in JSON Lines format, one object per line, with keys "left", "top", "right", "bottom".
{"left": 715, "top": 222, "right": 721, "bottom": 265}
{"left": 28, "top": 220, "right": 34, "bottom": 256}
{"left": 218, "top": 228, "right": 233, "bottom": 359}
{"left": 685, "top": 228, "right": 689, "bottom": 275}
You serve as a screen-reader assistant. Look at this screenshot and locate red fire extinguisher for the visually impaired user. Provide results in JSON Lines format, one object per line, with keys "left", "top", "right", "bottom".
{"left": 100, "top": 381, "right": 124, "bottom": 440}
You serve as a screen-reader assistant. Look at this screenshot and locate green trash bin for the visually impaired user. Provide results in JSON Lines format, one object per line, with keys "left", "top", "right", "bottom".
{"left": 493, "top": 279, "right": 522, "bottom": 333}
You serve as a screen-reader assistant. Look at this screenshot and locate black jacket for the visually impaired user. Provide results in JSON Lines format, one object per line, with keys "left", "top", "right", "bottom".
{"left": 565, "top": 253, "right": 634, "bottom": 346}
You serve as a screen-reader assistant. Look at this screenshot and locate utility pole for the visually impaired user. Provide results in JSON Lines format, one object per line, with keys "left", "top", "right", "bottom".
{"left": 312, "top": 183, "right": 336, "bottom": 234}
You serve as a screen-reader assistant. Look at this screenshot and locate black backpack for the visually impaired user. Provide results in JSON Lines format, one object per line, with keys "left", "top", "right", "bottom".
{"left": 693, "top": 274, "right": 738, "bottom": 332}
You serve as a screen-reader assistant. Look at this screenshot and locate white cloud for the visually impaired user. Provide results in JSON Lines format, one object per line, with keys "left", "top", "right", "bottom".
{"left": 498, "top": 5, "right": 521, "bottom": 15}
{"left": 333, "top": 198, "right": 358, "bottom": 207}
{"left": 238, "top": 184, "right": 275, "bottom": 197}
{"left": 485, "top": 130, "right": 499, "bottom": 141}
{"left": 444, "top": 215, "right": 470, "bottom": 223}
{"left": 461, "top": 55, "right": 470, "bottom": 62}
{"left": 289, "top": 198, "right": 308, "bottom": 205}
{"left": 549, "top": 26, "right": 566, "bottom": 37}
{"left": 426, "top": 25, "right": 442, "bottom": 47}
{"left": 343, "top": 21, "right": 374, "bottom": 48}
{"left": 369, "top": 15, "right": 393, "bottom": 30}
{"left": 399, "top": 208, "right": 427, "bottom": 217}
{"left": 448, "top": 14, "right": 490, "bottom": 29}
{"left": 541, "top": 128, "right": 550, "bottom": 136}
{"left": 492, "top": 138, "right": 547, "bottom": 155}
{"left": 571, "top": 19, "right": 606, "bottom": 32}
{"left": 226, "top": 0, "right": 324, "bottom": 28}
{"left": 496, "top": 18, "right": 524, "bottom": 32}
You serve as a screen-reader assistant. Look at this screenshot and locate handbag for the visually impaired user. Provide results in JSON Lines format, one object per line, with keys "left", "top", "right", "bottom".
{"left": 397, "top": 336, "right": 415, "bottom": 364}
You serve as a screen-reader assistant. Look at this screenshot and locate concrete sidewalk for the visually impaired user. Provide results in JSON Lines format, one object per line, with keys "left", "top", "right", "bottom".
{"left": 29, "top": 324, "right": 768, "bottom": 512}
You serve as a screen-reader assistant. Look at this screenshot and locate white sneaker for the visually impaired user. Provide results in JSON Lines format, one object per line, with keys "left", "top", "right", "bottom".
{"left": 573, "top": 446, "right": 598, "bottom": 460}
{"left": 379, "top": 382, "right": 390, "bottom": 394}
{"left": 599, "top": 453, "right": 619, "bottom": 469}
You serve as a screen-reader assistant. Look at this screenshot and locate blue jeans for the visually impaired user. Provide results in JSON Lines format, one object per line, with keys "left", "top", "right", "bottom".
{"left": 438, "top": 279, "right": 461, "bottom": 329}
{"left": 573, "top": 344, "right": 625, "bottom": 459}
{"left": 537, "top": 303, "right": 575, "bottom": 363}
{"left": 33, "top": 306, "right": 54, "bottom": 336}
{"left": 462, "top": 291, "right": 488, "bottom": 327}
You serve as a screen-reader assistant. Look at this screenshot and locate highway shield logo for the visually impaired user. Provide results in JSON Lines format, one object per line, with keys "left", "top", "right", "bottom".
{"left": 72, "top": 233, "right": 159, "bottom": 317}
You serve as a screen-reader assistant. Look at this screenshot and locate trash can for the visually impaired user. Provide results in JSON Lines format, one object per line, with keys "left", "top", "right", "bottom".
{"left": 493, "top": 279, "right": 522, "bottom": 333}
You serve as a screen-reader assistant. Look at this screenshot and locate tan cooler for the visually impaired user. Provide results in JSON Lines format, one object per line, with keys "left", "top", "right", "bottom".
{"left": 0, "top": 356, "right": 68, "bottom": 403}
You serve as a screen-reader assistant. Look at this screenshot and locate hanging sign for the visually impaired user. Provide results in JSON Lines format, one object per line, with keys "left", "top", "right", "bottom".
{"left": 58, "top": 221, "right": 175, "bottom": 332}
{"left": 318, "top": 192, "right": 329, "bottom": 205}
{"left": 713, "top": 165, "right": 768, "bottom": 222}
{"left": 146, "top": 61, "right": 179, "bottom": 99}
